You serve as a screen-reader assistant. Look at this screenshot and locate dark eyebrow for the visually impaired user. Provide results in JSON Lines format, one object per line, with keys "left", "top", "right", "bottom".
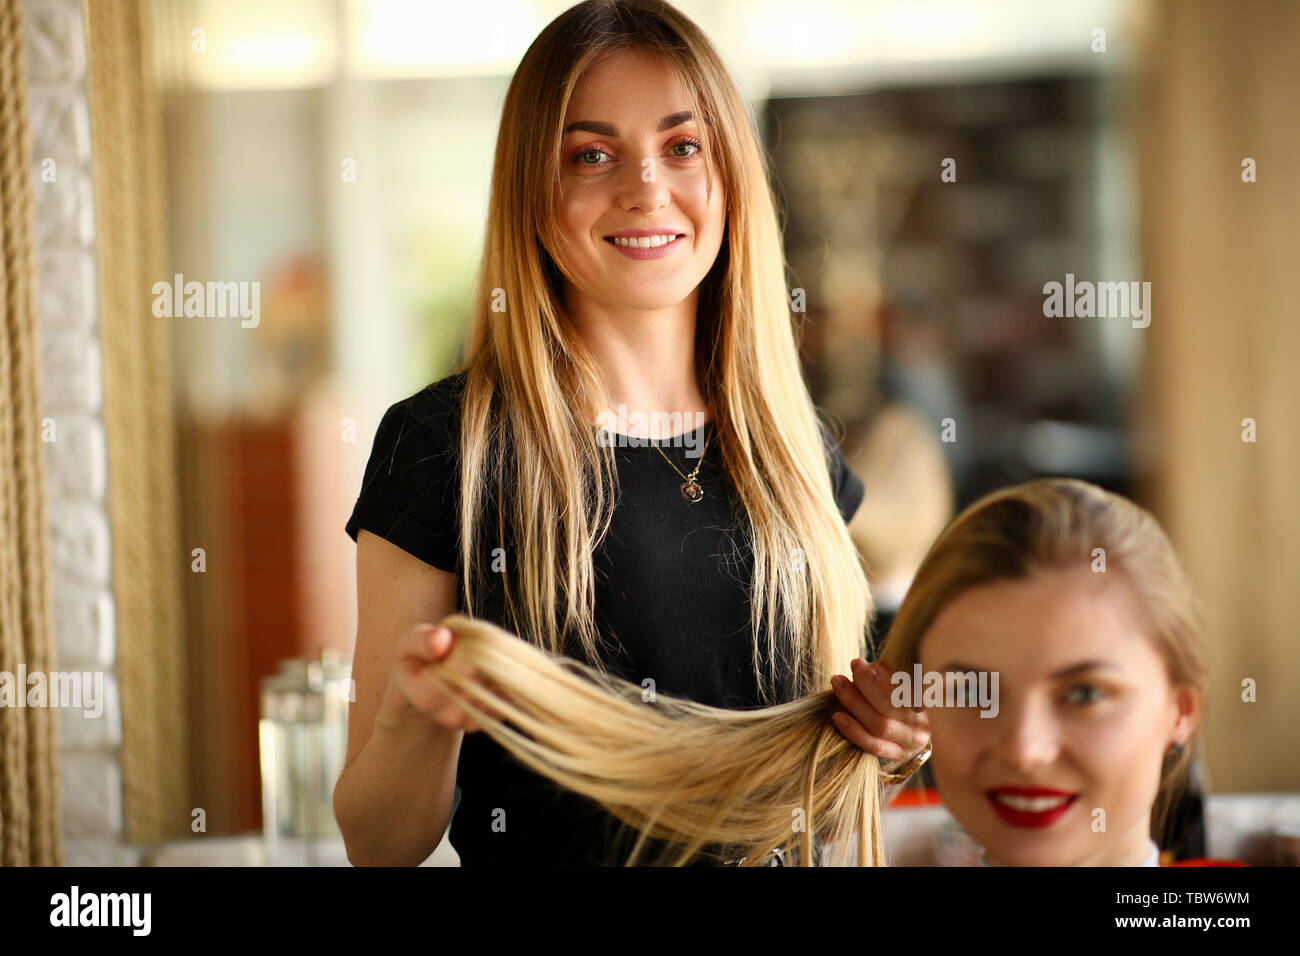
{"left": 1049, "top": 660, "right": 1120, "bottom": 679}
{"left": 934, "top": 660, "right": 1119, "bottom": 679}
{"left": 563, "top": 110, "right": 696, "bottom": 137}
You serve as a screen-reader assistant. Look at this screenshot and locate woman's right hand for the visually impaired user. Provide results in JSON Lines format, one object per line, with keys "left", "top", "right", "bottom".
{"left": 377, "top": 622, "right": 500, "bottom": 733}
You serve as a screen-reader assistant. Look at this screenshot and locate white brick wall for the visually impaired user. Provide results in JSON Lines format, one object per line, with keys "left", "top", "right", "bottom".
{"left": 26, "top": 0, "right": 139, "bottom": 866}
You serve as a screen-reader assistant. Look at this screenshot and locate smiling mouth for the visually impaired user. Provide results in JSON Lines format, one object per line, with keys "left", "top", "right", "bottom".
{"left": 990, "top": 793, "right": 1074, "bottom": 812}
{"left": 986, "top": 788, "right": 1079, "bottom": 828}
{"left": 604, "top": 234, "right": 685, "bottom": 249}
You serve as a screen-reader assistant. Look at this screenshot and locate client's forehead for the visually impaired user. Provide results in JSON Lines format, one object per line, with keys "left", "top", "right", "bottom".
{"left": 917, "top": 569, "right": 1156, "bottom": 679}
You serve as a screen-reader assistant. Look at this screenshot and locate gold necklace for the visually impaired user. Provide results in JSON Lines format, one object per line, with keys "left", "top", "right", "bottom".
{"left": 650, "top": 425, "right": 711, "bottom": 502}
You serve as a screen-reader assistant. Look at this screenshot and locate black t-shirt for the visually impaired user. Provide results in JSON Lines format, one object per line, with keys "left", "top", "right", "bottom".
{"left": 345, "top": 370, "right": 865, "bottom": 865}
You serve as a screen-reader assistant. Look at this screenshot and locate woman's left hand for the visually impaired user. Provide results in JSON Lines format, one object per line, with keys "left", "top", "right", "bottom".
{"left": 830, "top": 659, "right": 931, "bottom": 769}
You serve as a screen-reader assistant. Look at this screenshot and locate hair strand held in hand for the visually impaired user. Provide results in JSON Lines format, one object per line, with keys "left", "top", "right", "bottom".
{"left": 425, "top": 613, "right": 885, "bottom": 866}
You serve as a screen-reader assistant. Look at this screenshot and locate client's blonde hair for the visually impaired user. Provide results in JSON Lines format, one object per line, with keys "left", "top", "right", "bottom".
{"left": 428, "top": 477, "right": 1206, "bottom": 866}
{"left": 429, "top": 613, "right": 883, "bottom": 867}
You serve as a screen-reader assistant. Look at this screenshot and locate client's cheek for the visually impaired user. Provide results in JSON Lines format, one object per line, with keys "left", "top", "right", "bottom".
{"left": 926, "top": 756, "right": 967, "bottom": 817}
{"left": 926, "top": 723, "right": 984, "bottom": 812}
{"left": 1072, "top": 726, "right": 1163, "bottom": 837}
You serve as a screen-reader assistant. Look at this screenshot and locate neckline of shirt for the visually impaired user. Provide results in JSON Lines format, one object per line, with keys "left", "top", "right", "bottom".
{"left": 977, "top": 839, "right": 1160, "bottom": 867}
{"left": 591, "top": 420, "right": 713, "bottom": 448}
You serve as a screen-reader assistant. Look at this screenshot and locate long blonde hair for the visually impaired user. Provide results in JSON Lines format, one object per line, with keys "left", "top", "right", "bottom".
{"left": 427, "top": 478, "right": 1207, "bottom": 865}
{"left": 451, "top": 0, "right": 871, "bottom": 703}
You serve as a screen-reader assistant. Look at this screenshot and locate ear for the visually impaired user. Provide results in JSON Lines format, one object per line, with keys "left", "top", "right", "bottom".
{"left": 1168, "top": 684, "right": 1201, "bottom": 748}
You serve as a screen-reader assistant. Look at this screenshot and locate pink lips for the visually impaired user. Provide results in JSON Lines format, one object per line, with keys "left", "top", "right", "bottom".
{"left": 603, "top": 231, "right": 686, "bottom": 260}
{"left": 986, "top": 786, "right": 1079, "bottom": 829}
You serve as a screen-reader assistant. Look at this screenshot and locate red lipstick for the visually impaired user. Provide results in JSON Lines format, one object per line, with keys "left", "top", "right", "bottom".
{"left": 986, "top": 787, "right": 1078, "bottom": 829}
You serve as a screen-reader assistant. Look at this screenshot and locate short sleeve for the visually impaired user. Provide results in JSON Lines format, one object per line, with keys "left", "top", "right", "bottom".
{"left": 345, "top": 388, "right": 460, "bottom": 573}
{"left": 819, "top": 421, "right": 865, "bottom": 525}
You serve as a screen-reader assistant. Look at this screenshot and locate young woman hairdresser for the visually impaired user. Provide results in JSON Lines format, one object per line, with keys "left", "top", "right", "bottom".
{"left": 334, "top": 0, "right": 931, "bottom": 866}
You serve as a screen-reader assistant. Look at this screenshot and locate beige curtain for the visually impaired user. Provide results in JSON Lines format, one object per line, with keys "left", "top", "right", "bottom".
{"left": 85, "top": 0, "right": 190, "bottom": 842}
{"left": 1134, "top": 0, "right": 1300, "bottom": 791}
{"left": 0, "top": 0, "right": 60, "bottom": 866}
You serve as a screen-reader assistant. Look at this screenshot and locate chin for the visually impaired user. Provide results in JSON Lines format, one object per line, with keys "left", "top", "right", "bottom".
{"left": 615, "top": 283, "right": 698, "bottom": 309}
{"left": 983, "top": 837, "right": 1085, "bottom": 867}
{"left": 968, "top": 807, "right": 1090, "bottom": 867}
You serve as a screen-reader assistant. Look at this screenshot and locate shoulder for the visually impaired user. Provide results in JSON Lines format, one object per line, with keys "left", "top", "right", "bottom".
{"left": 345, "top": 371, "right": 468, "bottom": 568}
{"left": 363, "top": 371, "right": 468, "bottom": 474}
{"left": 815, "top": 418, "right": 839, "bottom": 456}
{"left": 816, "top": 418, "right": 865, "bottom": 524}
{"left": 391, "top": 370, "right": 467, "bottom": 444}
{"left": 354, "top": 369, "right": 471, "bottom": 506}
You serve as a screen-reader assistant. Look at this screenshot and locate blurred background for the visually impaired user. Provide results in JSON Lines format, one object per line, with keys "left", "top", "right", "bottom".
{"left": 3, "top": 0, "right": 1296, "bottom": 866}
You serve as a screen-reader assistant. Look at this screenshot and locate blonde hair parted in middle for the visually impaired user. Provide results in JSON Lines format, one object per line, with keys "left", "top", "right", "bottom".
{"left": 455, "top": 0, "right": 872, "bottom": 704}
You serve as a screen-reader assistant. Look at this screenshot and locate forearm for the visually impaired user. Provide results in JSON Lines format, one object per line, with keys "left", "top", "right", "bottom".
{"left": 333, "top": 707, "right": 462, "bottom": 866}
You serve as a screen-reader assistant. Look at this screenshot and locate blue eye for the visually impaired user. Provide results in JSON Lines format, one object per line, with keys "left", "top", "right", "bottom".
{"left": 1064, "top": 684, "right": 1105, "bottom": 705}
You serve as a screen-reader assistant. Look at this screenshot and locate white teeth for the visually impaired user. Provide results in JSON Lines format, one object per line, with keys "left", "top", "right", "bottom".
{"left": 609, "top": 234, "right": 679, "bottom": 248}
{"left": 992, "top": 794, "right": 1071, "bottom": 812}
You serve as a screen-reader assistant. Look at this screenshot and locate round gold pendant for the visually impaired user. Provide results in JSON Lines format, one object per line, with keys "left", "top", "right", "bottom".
{"left": 680, "top": 480, "right": 703, "bottom": 502}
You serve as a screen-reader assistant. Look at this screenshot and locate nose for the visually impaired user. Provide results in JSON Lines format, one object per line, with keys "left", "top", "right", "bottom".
{"left": 616, "top": 151, "right": 671, "bottom": 214}
{"left": 992, "top": 696, "right": 1061, "bottom": 773}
